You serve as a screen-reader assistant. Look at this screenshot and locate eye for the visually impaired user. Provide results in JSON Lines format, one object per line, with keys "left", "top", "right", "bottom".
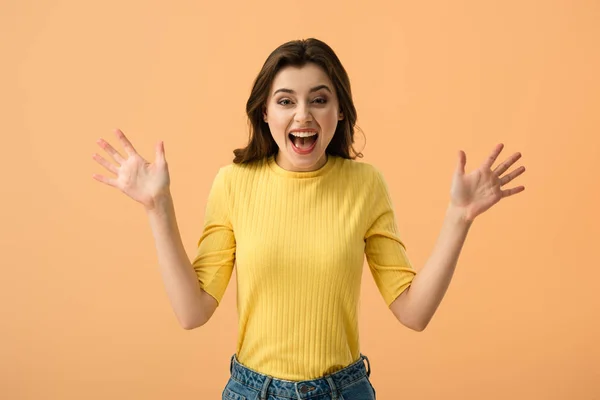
{"left": 277, "top": 97, "right": 327, "bottom": 106}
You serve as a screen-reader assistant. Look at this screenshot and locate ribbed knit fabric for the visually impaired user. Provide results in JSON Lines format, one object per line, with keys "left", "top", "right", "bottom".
{"left": 191, "top": 154, "right": 416, "bottom": 380}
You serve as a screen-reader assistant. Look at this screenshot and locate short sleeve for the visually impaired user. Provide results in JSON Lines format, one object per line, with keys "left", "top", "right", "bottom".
{"left": 364, "top": 169, "right": 416, "bottom": 307}
{"left": 191, "top": 167, "right": 236, "bottom": 305}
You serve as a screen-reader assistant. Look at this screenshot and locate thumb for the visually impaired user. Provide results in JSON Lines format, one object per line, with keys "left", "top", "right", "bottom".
{"left": 156, "top": 141, "right": 165, "bottom": 161}
{"left": 456, "top": 150, "right": 466, "bottom": 176}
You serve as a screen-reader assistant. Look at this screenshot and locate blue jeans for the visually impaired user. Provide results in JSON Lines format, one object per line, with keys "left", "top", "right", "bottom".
{"left": 222, "top": 353, "right": 376, "bottom": 400}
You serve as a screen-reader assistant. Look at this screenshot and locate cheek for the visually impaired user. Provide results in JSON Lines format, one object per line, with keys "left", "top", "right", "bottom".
{"left": 320, "top": 110, "right": 340, "bottom": 130}
{"left": 271, "top": 120, "right": 289, "bottom": 135}
{"left": 267, "top": 117, "right": 290, "bottom": 141}
{"left": 267, "top": 109, "right": 289, "bottom": 125}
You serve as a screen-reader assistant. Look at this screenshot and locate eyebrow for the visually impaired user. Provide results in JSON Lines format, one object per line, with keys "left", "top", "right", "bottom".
{"left": 273, "top": 84, "right": 332, "bottom": 96}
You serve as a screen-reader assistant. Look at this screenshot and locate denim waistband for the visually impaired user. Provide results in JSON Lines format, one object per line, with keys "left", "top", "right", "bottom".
{"left": 228, "top": 353, "right": 371, "bottom": 400}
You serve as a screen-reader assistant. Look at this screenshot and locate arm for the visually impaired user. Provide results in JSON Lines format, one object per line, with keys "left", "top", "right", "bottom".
{"left": 390, "top": 204, "right": 471, "bottom": 331}
{"left": 146, "top": 192, "right": 218, "bottom": 330}
{"left": 390, "top": 144, "right": 525, "bottom": 332}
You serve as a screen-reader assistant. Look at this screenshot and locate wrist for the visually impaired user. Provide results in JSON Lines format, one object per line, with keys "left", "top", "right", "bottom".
{"left": 145, "top": 190, "right": 173, "bottom": 214}
{"left": 446, "top": 203, "right": 474, "bottom": 226}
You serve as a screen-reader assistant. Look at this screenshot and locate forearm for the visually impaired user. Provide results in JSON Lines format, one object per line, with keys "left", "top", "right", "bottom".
{"left": 146, "top": 193, "right": 205, "bottom": 329}
{"left": 403, "top": 203, "right": 472, "bottom": 330}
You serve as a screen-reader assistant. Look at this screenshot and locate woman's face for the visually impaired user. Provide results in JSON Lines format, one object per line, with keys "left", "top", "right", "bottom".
{"left": 263, "top": 62, "right": 344, "bottom": 172}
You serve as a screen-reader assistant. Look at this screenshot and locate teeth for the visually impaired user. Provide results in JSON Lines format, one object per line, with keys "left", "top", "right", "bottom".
{"left": 290, "top": 131, "right": 317, "bottom": 138}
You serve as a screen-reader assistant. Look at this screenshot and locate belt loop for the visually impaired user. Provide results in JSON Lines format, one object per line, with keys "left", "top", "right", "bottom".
{"left": 230, "top": 354, "right": 235, "bottom": 374}
{"left": 361, "top": 353, "right": 371, "bottom": 378}
{"left": 325, "top": 376, "right": 339, "bottom": 400}
{"left": 260, "top": 375, "right": 272, "bottom": 400}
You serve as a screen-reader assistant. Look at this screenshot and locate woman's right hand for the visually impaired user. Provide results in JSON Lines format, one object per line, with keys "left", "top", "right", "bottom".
{"left": 92, "top": 129, "right": 171, "bottom": 210}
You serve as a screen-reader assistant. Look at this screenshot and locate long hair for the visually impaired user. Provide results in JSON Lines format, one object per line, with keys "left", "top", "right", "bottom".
{"left": 233, "top": 38, "right": 364, "bottom": 164}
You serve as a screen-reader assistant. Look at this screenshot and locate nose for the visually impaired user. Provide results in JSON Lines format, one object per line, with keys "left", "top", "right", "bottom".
{"left": 294, "top": 103, "right": 313, "bottom": 124}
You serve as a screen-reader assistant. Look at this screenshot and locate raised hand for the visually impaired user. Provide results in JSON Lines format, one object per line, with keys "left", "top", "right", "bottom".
{"left": 450, "top": 143, "right": 526, "bottom": 222}
{"left": 92, "top": 129, "right": 170, "bottom": 210}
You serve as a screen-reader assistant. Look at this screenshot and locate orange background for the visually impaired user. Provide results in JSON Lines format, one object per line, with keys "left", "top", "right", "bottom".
{"left": 2, "top": 1, "right": 599, "bottom": 399}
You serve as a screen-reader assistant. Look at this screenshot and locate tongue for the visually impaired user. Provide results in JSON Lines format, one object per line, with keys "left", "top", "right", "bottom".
{"left": 293, "top": 136, "right": 317, "bottom": 149}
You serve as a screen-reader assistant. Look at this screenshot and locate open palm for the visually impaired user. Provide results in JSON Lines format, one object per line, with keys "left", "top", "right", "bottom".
{"left": 450, "top": 143, "right": 526, "bottom": 222}
{"left": 92, "top": 129, "right": 170, "bottom": 210}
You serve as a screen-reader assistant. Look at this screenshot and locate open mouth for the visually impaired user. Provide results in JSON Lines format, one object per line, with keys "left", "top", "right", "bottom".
{"left": 288, "top": 131, "right": 319, "bottom": 152}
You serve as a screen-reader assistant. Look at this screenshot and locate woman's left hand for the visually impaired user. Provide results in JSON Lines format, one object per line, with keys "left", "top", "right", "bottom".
{"left": 450, "top": 143, "right": 526, "bottom": 223}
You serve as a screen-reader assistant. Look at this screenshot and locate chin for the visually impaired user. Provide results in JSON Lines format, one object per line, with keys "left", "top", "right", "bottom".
{"left": 290, "top": 151, "right": 326, "bottom": 167}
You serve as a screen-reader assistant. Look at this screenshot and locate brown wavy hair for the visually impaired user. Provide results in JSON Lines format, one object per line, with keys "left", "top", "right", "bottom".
{"left": 233, "top": 38, "right": 364, "bottom": 164}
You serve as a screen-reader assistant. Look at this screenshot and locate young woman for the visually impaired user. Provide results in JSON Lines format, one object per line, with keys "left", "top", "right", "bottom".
{"left": 92, "top": 38, "right": 526, "bottom": 400}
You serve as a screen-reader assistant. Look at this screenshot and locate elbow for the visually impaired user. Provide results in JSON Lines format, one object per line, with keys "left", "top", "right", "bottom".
{"left": 400, "top": 319, "right": 426, "bottom": 332}
{"left": 396, "top": 309, "right": 428, "bottom": 332}
{"left": 410, "top": 323, "right": 427, "bottom": 332}
{"left": 181, "top": 319, "right": 205, "bottom": 330}
{"left": 390, "top": 287, "right": 428, "bottom": 332}
{"left": 179, "top": 290, "right": 218, "bottom": 330}
{"left": 182, "top": 321, "right": 199, "bottom": 330}
{"left": 406, "top": 318, "right": 429, "bottom": 332}
{"left": 180, "top": 314, "right": 208, "bottom": 330}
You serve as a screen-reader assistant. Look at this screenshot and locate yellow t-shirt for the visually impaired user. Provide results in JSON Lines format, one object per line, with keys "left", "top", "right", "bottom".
{"left": 191, "top": 154, "right": 416, "bottom": 380}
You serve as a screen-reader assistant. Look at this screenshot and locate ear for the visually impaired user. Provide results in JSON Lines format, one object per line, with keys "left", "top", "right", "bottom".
{"left": 338, "top": 111, "right": 344, "bottom": 121}
{"left": 263, "top": 106, "right": 268, "bottom": 123}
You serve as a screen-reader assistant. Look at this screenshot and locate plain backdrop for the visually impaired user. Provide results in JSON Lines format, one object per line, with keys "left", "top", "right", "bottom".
{"left": 2, "top": 0, "right": 599, "bottom": 399}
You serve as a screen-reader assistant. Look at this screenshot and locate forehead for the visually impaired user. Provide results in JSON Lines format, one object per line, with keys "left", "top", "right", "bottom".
{"left": 271, "top": 63, "right": 333, "bottom": 93}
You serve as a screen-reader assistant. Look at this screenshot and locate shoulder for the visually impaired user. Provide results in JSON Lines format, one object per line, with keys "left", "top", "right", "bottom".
{"left": 336, "top": 157, "right": 383, "bottom": 183}
{"left": 215, "top": 157, "right": 268, "bottom": 183}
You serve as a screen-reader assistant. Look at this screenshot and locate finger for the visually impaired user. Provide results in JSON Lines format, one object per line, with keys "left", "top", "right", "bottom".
{"left": 499, "top": 165, "right": 526, "bottom": 186}
{"left": 92, "top": 173, "right": 118, "bottom": 188}
{"left": 115, "top": 129, "right": 139, "bottom": 157}
{"left": 156, "top": 141, "right": 165, "bottom": 161}
{"left": 494, "top": 152, "right": 522, "bottom": 176}
{"left": 455, "top": 150, "right": 466, "bottom": 176}
{"left": 92, "top": 153, "right": 119, "bottom": 175}
{"left": 501, "top": 185, "right": 525, "bottom": 198}
{"left": 483, "top": 143, "right": 504, "bottom": 170}
{"left": 96, "top": 137, "right": 125, "bottom": 164}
